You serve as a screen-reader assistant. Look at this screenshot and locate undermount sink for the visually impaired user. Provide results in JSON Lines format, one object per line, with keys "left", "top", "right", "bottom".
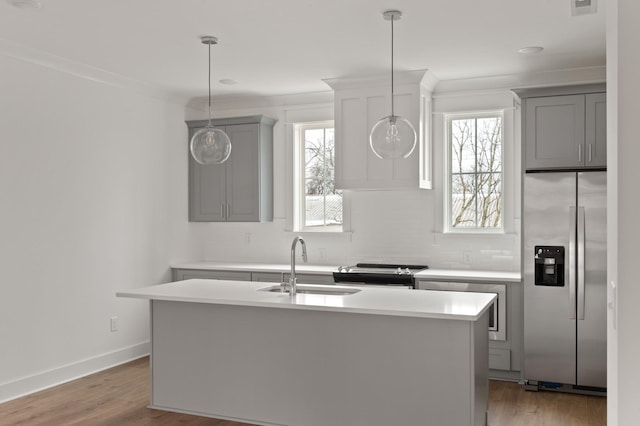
{"left": 259, "top": 284, "right": 361, "bottom": 296}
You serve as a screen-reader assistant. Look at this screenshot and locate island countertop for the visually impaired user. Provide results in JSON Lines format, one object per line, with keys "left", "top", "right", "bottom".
{"left": 117, "top": 279, "right": 496, "bottom": 321}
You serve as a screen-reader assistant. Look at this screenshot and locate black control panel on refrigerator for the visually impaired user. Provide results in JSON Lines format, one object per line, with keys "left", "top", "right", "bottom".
{"left": 534, "top": 246, "right": 565, "bottom": 286}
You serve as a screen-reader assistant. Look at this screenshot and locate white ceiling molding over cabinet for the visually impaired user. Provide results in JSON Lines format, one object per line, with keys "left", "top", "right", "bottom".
{"left": 324, "top": 70, "right": 438, "bottom": 190}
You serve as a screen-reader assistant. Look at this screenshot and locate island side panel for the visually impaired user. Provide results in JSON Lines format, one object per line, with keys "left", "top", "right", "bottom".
{"left": 150, "top": 300, "right": 486, "bottom": 426}
{"left": 473, "top": 312, "right": 490, "bottom": 426}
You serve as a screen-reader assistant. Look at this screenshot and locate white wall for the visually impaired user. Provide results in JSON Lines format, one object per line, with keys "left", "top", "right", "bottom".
{"left": 0, "top": 54, "right": 197, "bottom": 401}
{"left": 606, "top": 0, "right": 619, "bottom": 422}
{"left": 608, "top": 1, "right": 640, "bottom": 424}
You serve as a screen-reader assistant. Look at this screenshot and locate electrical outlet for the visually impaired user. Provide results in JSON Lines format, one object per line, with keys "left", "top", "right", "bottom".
{"left": 572, "top": 0, "right": 596, "bottom": 16}
{"left": 245, "top": 233, "right": 252, "bottom": 244}
{"left": 110, "top": 316, "right": 119, "bottom": 332}
{"left": 462, "top": 251, "right": 472, "bottom": 265}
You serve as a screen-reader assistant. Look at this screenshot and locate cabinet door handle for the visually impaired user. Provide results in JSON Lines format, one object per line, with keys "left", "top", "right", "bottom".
{"left": 588, "top": 144, "right": 593, "bottom": 163}
{"left": 221, "top": 203, "right": 225, "bottom": 219}
{"left": 578, "top": 145, "right": 582, "bottom": 163}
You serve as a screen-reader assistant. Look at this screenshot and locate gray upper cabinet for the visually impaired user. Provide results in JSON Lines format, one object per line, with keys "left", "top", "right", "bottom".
{"left": 524, "top": 94, "right": 586, "bottom": 170}
{"left": 187, "top": 115, "right": 276, "bottom": 222}
{"left": 516, "top": 84, "right": 606, "bottom": 171}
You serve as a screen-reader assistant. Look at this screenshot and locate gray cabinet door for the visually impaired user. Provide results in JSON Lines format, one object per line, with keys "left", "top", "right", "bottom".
{"left": 226, "top": 124, "right": 260, "bottom": 222}
{"left": 525, "top": 95, "right": 585, "bottom": 170}
{"left": 585, "top": 92, "right": 607, "bottom": 168}
{"left": 189, "top": 125, "right": 226, "bottom": 221}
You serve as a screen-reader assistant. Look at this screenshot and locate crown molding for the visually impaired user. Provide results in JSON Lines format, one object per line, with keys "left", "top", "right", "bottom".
{"left": 323, "top": 69, "right": 438, "bottom": 92}
{"left": 432, "top": 66, "right": 606, "bottom": 98}
{"left": 187, "top": 90, "right": 335, "bottom": 113}
{"left": 0, "top": 37, "right": 189, "bottom": 106}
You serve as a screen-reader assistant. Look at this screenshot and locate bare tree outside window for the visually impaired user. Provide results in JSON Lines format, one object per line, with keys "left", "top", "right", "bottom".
{"left": 300, "top": 125, "right": 342, "bottom": 228}
{"left": 448, "top": 114, "right": 503, "bottom": 230}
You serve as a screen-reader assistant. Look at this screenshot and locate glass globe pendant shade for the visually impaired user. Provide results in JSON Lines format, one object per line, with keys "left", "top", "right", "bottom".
{"left": 190, "top": 125, "right": 232, "bottom": 165}
{"left": 369, "top": 115, "right": 417, "bottom": 159}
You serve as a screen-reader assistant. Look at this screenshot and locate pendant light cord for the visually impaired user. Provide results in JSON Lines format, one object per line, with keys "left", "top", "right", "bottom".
{"left": 207, "top": 41, "right": 212, "bottom": 126}
{"left": 390, "top": 15, "right": 395, "bottom": 118}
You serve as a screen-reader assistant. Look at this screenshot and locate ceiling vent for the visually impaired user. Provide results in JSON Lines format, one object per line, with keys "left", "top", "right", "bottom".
{"left": 571, "top": 0, "right": 597, "bottom": 16}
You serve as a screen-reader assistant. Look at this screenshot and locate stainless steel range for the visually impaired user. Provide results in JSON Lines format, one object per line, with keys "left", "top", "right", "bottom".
{"left": 333, "top": 263, "right": 429, "bottom": 289}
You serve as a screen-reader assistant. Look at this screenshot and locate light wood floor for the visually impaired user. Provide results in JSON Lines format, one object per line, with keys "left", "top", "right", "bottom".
{"left": 0, "top": 357, "right": 606, "bottom": 425}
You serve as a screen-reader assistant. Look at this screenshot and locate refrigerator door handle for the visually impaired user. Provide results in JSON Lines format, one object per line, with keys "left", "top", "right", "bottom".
{"left": 577, "top": 206, "right": 586, "bottom": 320}
{"left": 569, "top": 206, "right": 577, "bottom": 319}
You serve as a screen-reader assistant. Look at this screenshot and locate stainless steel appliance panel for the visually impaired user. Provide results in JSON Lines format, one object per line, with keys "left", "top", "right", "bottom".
{"left": 417, "top": 281, "right": 506, "bottom": 341}
{"left": 576, "top": 172, "right": 607, "bottom": 387}
{"left": 332, "top": 263, "right": 427, "bottom": 288}
{"left": 523, "top": 173, "right": 576, "bottom": 385}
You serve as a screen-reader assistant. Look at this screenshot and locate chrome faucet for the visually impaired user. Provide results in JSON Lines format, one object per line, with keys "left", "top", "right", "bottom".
{"left": 286, "top": 236, "right": 307, "bottom": 296}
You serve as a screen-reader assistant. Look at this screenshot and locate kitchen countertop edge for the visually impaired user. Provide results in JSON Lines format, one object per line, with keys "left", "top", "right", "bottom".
{"left": 118, "top": 279, "right": 497, "bottom": 321}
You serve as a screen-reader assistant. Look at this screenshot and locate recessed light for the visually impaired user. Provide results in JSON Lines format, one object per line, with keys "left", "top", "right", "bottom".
{"left": 518, "top": 46, "right": 544, "bottom": 55}
{"left": 219, "top": 79, "right": 238, "bottom": 85}
{"left": 8, "top": 0, "right": 42, "bottom": 9}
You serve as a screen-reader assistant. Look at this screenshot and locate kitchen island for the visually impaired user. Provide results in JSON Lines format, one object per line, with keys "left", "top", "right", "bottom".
{"left": 118, "top": 279, "right": 495, "bottom": 426}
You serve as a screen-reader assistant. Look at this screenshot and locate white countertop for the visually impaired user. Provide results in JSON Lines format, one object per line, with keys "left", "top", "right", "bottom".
{"left": 414, "top": 269, "right": 521, "bottom": 283}
{"left": 117, "top": 279, "right": 496, "bottom": 321}
{"left": 171, "top": 261, "right": 521, "bottom": 283}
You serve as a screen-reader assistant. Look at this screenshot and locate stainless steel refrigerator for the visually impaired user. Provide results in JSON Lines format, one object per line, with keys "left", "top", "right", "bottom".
{"left": 523, "top": 171, "right": 606, "bottom": 391}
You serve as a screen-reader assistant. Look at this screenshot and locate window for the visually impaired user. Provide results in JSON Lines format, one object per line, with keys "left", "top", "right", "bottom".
{"left": 445, "top": 112, "right": 503, "bottom": 232}
{"left": 294, "top": 121, "right": 343, "bottom": 231}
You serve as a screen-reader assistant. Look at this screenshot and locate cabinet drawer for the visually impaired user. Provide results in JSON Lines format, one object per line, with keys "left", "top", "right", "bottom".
{"left": 251, "top": 272, "right": 284, "bottom": 283}
{"left": 282, "top": 273, "right": 334, "bottom": 285}
{"left": 172, "top": 269, "right": 251, "bottom": 281}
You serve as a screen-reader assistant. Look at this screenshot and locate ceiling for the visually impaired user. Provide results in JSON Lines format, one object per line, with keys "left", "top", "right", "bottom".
{"left": 0, "top": 0, "right": 606, "bottom": 102}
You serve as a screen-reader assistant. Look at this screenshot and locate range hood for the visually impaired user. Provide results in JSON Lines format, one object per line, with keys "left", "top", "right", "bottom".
{"left": 324, "top": 70, "right": 438, "bottom": 190}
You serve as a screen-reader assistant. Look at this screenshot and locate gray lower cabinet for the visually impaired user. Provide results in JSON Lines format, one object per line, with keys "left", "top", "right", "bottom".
{"left": 173, "top": 268, "right": 335, "bottom": 284}
{"left": 516, "top": 84, "right": 606, "bottom": 171}
{"left": 251, "top": 272, "right": 284, "bottom": 283}
{"left": 172, "top": 268, "right": 335, "bottom": 286}
{"left": 187, "top": 115, "right": 276, "bottom": 222}
{"left": 282, "top": 273, "right": 335, "bottom": 285}
{"left": 172, "top": 269, "right": 251, "bottom": 281}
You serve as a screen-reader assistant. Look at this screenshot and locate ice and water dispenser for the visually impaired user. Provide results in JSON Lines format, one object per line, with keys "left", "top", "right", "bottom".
{"left": 534, "top": 246, "right": 565, "bottom": 286}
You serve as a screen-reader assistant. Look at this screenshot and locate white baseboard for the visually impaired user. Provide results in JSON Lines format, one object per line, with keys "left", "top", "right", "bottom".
{"left": 0, "top": 341, "right": 150, "bottom": 404}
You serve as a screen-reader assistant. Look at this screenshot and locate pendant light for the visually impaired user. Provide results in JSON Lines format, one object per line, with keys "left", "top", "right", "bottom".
{"left": 369, "top": 10, "right": 417, "bottom": 160}
{"left": 190, "top": 36, "right": 232, "bottom": 165}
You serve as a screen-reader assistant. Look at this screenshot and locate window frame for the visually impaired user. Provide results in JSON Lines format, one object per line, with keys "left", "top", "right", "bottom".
{"left": 444, "top": 111, "right": 505, "bottom": 234}
{"left": 293, "top": 120, "right": 343, "bottom": 233}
